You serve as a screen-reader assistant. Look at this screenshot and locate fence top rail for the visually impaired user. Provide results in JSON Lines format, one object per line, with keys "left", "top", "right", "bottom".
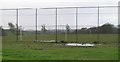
{"left": 0, "top": 6, "right": 120, "bottom": 10}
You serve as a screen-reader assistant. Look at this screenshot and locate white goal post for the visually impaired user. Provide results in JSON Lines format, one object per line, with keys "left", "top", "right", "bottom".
{"left": 19, "top": 26, "right": 23, "bottom": 41}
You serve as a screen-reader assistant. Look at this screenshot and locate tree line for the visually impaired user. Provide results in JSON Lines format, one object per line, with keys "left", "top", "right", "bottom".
{"left": 76, "top": 23, "right": 119, "bottom": 34}
{"left": 0, "top": 22, "right": 119, "bottom": 36}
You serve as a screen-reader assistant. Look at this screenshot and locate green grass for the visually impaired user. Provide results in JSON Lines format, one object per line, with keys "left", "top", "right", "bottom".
{"left": 0, "top": 36, "right": 2, "bottom": 61}
{"left": 7, "top": 34, "right": 118, "bottom": 43}
{"left": 2, "top": 34, "right": 118, "bottom": 60}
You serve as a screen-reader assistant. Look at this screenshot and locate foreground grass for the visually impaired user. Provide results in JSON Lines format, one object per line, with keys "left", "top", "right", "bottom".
{"left": 2, "top": 34, "right": 118, "bottom": 60}
{"left": 0, "top": 36, "right": 2, "bottom": 60}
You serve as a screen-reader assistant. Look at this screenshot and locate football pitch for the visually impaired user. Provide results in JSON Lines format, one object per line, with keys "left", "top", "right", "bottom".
{"left": 2, "top": 34, "right": 118, "bottom": 60}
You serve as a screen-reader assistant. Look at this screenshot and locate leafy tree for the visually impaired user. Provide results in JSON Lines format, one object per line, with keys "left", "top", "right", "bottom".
{"left": 0, "top": 26, "right": 6, "bottom": 36}
{"left": 8, "top": 22, "right": 23, "bottom": 37}
{"left": 41, "top": 24, "right": 47, "bottom": 33}
{"left": 0, "top": 26, "right": 2, "bottom": 36}
{"left": 8, "top": 22, "right": 17, "bottom": 35}
{"left": 8, "top": 22, "right": 15, "bottom": 29}
{"left": 99, "top": 23, "right": 115, "bottom": 34}
{"left": 89, "top": 27, "right": 98, "bottom": 34}
{"left": 118, "top": 25, "right": 120, "bottom": 34}
{"left": 78, "top": 28, "right": 89, "bottom": 34}
{"left": 77, "top": 23, "right": 117, "bottom": 34}
{"left": 16, "top": 24, "right": 22, "bottom": 35}
{"left": 66, "top": 24, "right": 71, "bottom": 34}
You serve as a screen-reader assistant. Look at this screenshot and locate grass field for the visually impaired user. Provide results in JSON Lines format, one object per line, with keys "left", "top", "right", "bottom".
{"left": 0, "top": 36, "right": 2, "bottom": 61}
{"left": 2, "top": 34, "right": 118, "bottom": 60}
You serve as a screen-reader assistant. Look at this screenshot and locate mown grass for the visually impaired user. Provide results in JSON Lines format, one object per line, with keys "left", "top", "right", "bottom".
{"left": 6, "top": 34, "right": 118, "bottom": 43}
{"left": 0, "top": 36, "right": 2, "bottom": 61}
{"left": 2, "top": 34, "right": 118, "bottom": 60}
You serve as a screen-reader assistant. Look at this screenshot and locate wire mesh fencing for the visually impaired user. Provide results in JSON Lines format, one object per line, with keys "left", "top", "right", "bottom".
{"left": 1, "top": 6, "right": 119, "bottom": 44}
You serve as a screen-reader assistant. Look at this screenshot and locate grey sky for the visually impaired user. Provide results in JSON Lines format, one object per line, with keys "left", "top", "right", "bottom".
{"left": 0, "top": 0, "right": 119, "bottom": 8}
{"left": 0, "top": 0, "right": 119, "bottom": 30}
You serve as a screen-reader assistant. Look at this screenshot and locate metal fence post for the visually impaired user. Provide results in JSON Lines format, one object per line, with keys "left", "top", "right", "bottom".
{"left": 16, "top": 9, "right": 19, "bottom": 42}
{"left": 35, "top": 8, "right": 38, "bottom": 41}
{"left": 76, "top": 8, "right": 78, "bottom": 43}
{"left": 55, "top": 8, "right": 58, "bottom": 43}
{"left": 98, "top": 7, "right": 100, "bottom": 44}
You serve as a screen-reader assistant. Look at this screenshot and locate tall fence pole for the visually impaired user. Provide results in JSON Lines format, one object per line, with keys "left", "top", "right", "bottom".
{"left": 16, "top": 9, "right": 19, "bottom": 42}
{"left": 55, "top": 8, "right": 58, "bottom": 43}
{"left": 35, "top": 8, "right": 38, "bottom": 41}
{"left": 97, "top": 7, "right": 100, "bottom": 43}
{"left": 76, "top": 8, "right": 78, "bottom": 43}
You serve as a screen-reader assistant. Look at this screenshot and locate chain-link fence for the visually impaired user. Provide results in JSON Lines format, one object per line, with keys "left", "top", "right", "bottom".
{"left": 1, "top": 6, "right": 118, "bottom": 44}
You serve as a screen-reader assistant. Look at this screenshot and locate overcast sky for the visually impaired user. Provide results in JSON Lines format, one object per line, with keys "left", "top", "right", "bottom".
{"left": 0, "top": 0, "right": 119, "bottom": 30}
{"left": 0, "top": 0, "right": 119, "bottom": 8}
